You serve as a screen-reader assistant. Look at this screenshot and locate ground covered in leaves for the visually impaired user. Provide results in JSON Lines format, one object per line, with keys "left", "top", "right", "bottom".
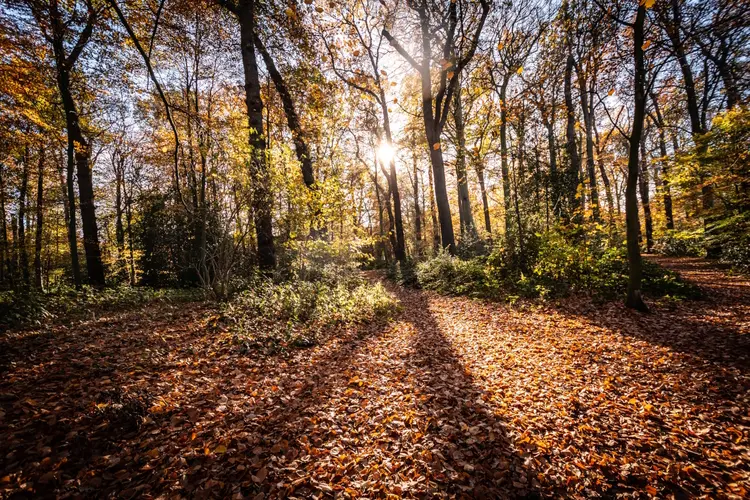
{"left": 1, "top": 258, "right": 748, "bottom": 499}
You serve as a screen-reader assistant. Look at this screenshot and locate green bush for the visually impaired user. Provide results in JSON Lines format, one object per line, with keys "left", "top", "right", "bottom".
{"left": 223, "top": 273, "right": 397, "bottom": 354}
{"left": 654, "top": 230, "right": 705, "bottom": 257}
{"left": 407, "top": 231, "right": 700, "bottom": 302}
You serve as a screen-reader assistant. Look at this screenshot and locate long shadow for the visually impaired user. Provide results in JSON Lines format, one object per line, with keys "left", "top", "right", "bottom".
{"left": 551, "top": 297, "right": 750, "bottom": 373}
{"left": 397, "top": 286, "right": 541, "bottom": 498}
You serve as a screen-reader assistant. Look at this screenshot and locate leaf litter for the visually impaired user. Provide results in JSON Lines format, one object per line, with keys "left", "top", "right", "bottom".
{"left": 1, "top": 260, "right": 748, "bottom": 498}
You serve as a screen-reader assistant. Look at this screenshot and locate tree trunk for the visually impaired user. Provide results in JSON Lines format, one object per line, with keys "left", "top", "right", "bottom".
{"left": 239, "top": 0, "right": 275, "bottom": 270}
{"left": 499, "top": 82, "right": 513, "bottom": 236}
{"left": 19, "top": 146, "right": 30, "bottom": 285}
{"left": 577, "top": 69, "right": 600, "bottom": 221}
{"left": 592, "top": 120, "right": 615, "bottom": 224}
{"left": 564, "top": 53, "right": 582, "bottom": 220}
{"left": 428, "top": 162, "right": 441, "bottom": 253}
{"left": 638, "top": 138, "right": 654, "bottom": 253}
{"left": 650, "top": 92, "right": 675, "bottom": 229}
{"left": 453, "top": 87, "right": 476, "bottom": 239}
{"left": 34, "top": 148, "right": 45, "bottom": 289}
{"left": 379, "top": 99, "right": 406, "bottom": 262}
{"left": 56, "top": 66, "right": 105, "bottom": 286}
{"left": 475, "top": 159, "right": 491, "bottom": 235}
{"left": 412, "top": 154, "right": 423, "bottom": 254}
{"left": 625, "top": 4, "right": 648, "bottom": 312}
{"left": 254, "top": 34, "right": 315, "bottom": 188}
{"left": 0, "top": 163, "right": 6, "bottom": 283}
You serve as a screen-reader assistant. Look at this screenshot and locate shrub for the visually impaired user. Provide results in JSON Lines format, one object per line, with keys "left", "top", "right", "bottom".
{"left": 654, "top": 230, "right": 705, "bottom": 257}
{"left": 406, "top": 231, "right": 700, "bottom": 302}
{"left": 223, "top": 273, "right": 397, "bottom": 354}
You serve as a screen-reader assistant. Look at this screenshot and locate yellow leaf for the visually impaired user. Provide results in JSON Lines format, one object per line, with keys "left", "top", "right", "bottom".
{"left": 608, "top": 88, "right": 615, "bottom": 96}
{"left": 214, "top": 445, "right": 227, "bottom": 454}
{"left": 497, "top": 42, "right": 504, "bottom": 51}
{"left": 517, "top": 66, "right": 523, "bottom": 75}
{"left": 447, "top": 71, "right": 455, "bottom": 79}
{"left": 433, "top": 143, "right": 441, "bottom": 150}
{"left": 643, "top": 0, "right": 655, "bottom": 8}
{"left": 285, "top": 7, "right": 295, "bottom": 17}
{"left": 316, "top": 6, "right": 323, "bottom": 12}
{"left": 642, "top": 40, "right": 651, "bottom": 50}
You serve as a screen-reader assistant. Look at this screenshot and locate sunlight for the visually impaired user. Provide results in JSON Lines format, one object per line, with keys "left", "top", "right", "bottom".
{"left": 377, "top": 141, "right": 396, "bottom": 166}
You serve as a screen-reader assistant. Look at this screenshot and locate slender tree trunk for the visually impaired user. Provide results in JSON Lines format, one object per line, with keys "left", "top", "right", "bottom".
{"left": 412, "top": 154, "right": 423, "bottom": 254}
{"left": 499, "top": 82, "right": 513, "bottom": 236}
{"left": 639, "top": 138, "right": 654, "bottom": 253}
{"left": 379, "top": 100, "right": 406, "bottom": 262}
{"left": 34, "top": 148, "right": 45, "bottom": 289}
{"left": 593, "top": 121, "right": 615, "bottom": 224}
{"left": 19, "top": 146, "right": 30, "bottom": 285}
{"left": 564, "top": 53, "right": 582, "bottom": 220}
{"left": 428, "top": 163, "right": 440, "bottom": 253}
{"left": 545, "top": 118, "right": 560, "bottom": 217}
{"left": 577, "top": 71, "right": 600, "bottom": 220}
{"left": 650, "top": 93, "right": 675, "bottom": 229}
{"left": 625, "top": 4, "right": 648, "bottom": 312}
{"left": 453, "top": 87, "right": 476, "bottom": 239}
{"left": 239, "top": 0, "right": 275, "bottom": 270}
{"left": 475, "top": 159, "right": 491, "bottom": 234}
{"left": 0, "top": 163, "right": 6, "bottom": 283}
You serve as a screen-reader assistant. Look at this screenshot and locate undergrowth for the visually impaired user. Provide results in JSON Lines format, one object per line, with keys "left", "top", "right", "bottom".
{"left": 0, "top": 286, "right": 202, "bottom": 332}
{"left": 396, "top": 230, "right": 701, "bottom": 303}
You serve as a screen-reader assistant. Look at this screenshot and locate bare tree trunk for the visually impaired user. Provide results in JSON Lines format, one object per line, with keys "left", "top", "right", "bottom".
{"left": 499, "top": 81, "right": 513, "bottom": 236}
{"left": 428, "top": 163, "right": 440, "bottom": 253}
{"left": 639, "top": 138, "right": 654, "bottom": 253}
{"left": 239, "top": 0, "right": 275, "bottom": 270}
{"left": 577, "top": 69, "right": 600, "bottom": 221}
{"left": 412, "top": 154, "right": 423, "bottom": 254}
{"left": 474, "top": 158, "right": 491, "bottom": 235}
{"left": 564, "top": 52, "right": 582, "bottom": 220}
{"left": 625, "top": 4, "right": 648, "bottom": 312}
{"left": 19, "top": 146, "right": 30, "bottom": 285}
{"left": 650, "top": 92, "right": 675, "bottom": 229}
{"left": 453, "top": 87, "right": 476, "bottom": 239}
{"left": 34, "top": 148, "right": 45, "bottom": 289}
{"left": 0, "top": 163, "right": 6, "bottom": 283}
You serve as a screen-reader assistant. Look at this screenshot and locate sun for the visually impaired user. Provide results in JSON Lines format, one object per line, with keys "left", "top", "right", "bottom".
{"left": 377, "top": 141, "right": 396, "bottom": 166}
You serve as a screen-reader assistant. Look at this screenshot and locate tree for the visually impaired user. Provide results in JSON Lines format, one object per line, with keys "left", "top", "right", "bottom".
{"left": 384, "top": 0, "right": 490, "bottom": 253}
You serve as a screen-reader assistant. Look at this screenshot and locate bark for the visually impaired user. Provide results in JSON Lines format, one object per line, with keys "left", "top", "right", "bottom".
{"left": 453, "top": 87, "right": 476, "bottom": 239}
{"left": 0, "top": 163, "right": 6, "bottom": 283}
{"left": 412, "top": 154, "right": 423, "bottom": 254}
{"left": 638, "top": 138, "right": 654, "bottom": 253}
{"left": 239, "top": 0, "right": 275, "bottom": 270}
{"left": 254, "top": 34, "right": 315, "bottom": 187}
{"left": 499, "top": 80, "right": 513, "bottom": 236}
{"left": 34, "top": 148, "right": 45, "bottom": 289}
{"left": 564, "top": 52, "right": 582, "bottom": 220}
{"left": 428, "top": 162, "right": 440, "bottom": 253}
{"left": 625, "top": 4, "right": 648, "bottom": 312}
{"left": 576, "top": 66, "right": 600, "bottom": 220}
{"left": 474, "top": 158, "right": 491, "bottom": 234}
{"left": 19, "top": 146, "right": 30, "bottom": 285}
{"left": 378, "top": 100, "right": 406, "bottom": 262}
{"left": 592, "top": 119, "right": 615, "bottom": 223}
{"left": 650, "top": 92, "right": 675, "bottom": 229}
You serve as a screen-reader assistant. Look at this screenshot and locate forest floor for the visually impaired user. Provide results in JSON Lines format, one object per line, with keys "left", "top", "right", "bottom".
{"left": 1, "top": 258, "right": 748, "bottom": 499}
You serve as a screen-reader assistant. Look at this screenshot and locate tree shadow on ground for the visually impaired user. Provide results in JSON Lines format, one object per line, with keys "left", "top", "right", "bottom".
{"left": 551, "top": 297, "right": 749, "bottom": 374}
{"left": 400, "top": 287, "right": 542, "bottom": 498}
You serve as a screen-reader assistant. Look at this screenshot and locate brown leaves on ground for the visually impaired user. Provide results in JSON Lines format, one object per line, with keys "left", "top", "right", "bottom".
{"left": 1, "top": 259, "right": 748, "bottom": 498}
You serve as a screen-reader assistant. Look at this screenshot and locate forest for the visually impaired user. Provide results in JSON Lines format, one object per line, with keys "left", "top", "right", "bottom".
{"left": 0, "top": 0, "right": 748, "bottom": 497}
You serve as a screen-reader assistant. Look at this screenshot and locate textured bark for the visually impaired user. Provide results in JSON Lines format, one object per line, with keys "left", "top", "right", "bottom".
{"left": 564, "top": 53, "right": 582, "bottom": 220}
{"left": 239, "top": 0, "right": 275, "bottom": 270}
{"left": 453, "top": 87, "right": 476, "bottom": 239}
{"left": 638, "top": 138, "right": 654, "bottom": 253}
{"left": 577, "top": 68, "right": 600, "bottom": 220}
{"left": 499, "top": 81, "right": 512, "bottom": 235}
{"left": 34, "top": 148, "right": 45, "bottom": 289}
{"left": 625, "top": 4, "right": 648, "bottom": 312}
{"left": 474, "top": 159, "right": 491, "bottom": 235}
{"left": 412, "top": 154, "right": 423, "bottom": 253}
{"left": 650, "top": 93, "right": 675, "bottom": 229}
{"left": 254, "top": 34, "right": 315, "bottom": 188}
{"left": 19, "top": 146, "right": 30, "bottom": 285}
{"left": 428, "top": 163, "right": 440, "bottom": 253}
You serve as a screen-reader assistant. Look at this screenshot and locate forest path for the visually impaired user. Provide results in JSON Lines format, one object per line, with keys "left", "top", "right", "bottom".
{"left": 645, "top": 255, "right": 750, "bottom": 304}
{"left": 1, "top": 271, "right": 749, "bottom": 498}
